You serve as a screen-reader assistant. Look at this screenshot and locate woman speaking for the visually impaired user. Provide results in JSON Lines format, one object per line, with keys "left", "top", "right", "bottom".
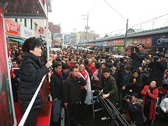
{"left": 18, "top": 37, "right": 54, "bottom": 126}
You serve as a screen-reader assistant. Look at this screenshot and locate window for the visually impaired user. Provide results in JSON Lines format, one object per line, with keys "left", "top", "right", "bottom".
{"left": 17, "top": 19, "right": 25, "bottom": 26}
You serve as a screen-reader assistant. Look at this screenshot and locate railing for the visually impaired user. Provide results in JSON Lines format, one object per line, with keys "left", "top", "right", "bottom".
{"left": 18, "top": 75, "right": 46, "bottom": 126}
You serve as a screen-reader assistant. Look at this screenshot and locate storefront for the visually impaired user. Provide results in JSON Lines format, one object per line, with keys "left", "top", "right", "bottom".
{"left": 125, "top": 36, "right": 154, "bottom": 57}
{"left": 107, "top": 39, "right": 124, "bottom": 54}
{"left": 152, "top": 33, "right": 168, "bottom": 57}
{"left": 4, "top": 18, "right": 24, "bottom": 48}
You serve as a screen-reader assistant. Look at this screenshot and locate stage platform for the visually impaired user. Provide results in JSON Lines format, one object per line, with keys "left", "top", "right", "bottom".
{"left": 14, "top": 101, "right": 52, "bottom": 126}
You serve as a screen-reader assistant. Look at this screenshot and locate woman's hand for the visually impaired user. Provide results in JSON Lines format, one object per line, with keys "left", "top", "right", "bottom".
{"left": 45, "top": 55, "right": 54, "bottom": 68}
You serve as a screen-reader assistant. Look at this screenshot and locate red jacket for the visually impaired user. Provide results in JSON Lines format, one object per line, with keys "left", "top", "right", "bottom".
{"left": 141, "top": 85, "right": 159, "bottom": 120}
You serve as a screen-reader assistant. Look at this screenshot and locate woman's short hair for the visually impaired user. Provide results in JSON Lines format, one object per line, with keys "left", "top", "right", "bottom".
{"left": 132, "top": 68, "right": 140, "bottom": 75}
{"left": 22, "top": 37, "right": 42, "bottom": 52}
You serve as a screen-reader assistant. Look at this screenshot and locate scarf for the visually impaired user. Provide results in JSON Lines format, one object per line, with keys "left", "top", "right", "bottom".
{"left": 71, "top": 74, "right": 76, "bottom": 81}
{"left": 88, "top": 64, "right": 91, "bottom": 67}
{"left": 79, "top": 70, "right": 88, "bottom": 89}
{"left": 89, "top": 66, "right": 97, "bottom": 74}
{"left": 55, "top": 70, "right": 62, "bottom": 77}
{"left": 13, "top": 65, "right": 18, "bottom": 73}
{"left": 69, "top": 62, "right": 74, "bottom": 68}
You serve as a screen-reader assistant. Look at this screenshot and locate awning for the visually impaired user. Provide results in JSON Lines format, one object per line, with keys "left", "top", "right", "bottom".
{"left": 143, "top": 49, "right": 152, "bottom": 52}
{"left": 125, "top": 49, "right": 131, "bottom": 56}
{"left": 9, "top": 37, "right": 25, "bottom": 44}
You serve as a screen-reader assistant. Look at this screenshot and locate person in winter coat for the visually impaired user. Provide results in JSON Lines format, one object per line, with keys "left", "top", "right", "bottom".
{"left": 147, "top": 53, "right": 167, "bottom": 87}
{"left": 89, "top": 61, "right": 97, "bottom": 89}
{"left": 62, "top": 65, "right": 86, "bottom": 126}
{"left": 131, "top": 44, "right": 146, "bottom": 69}
{"left": 122, "top": 93, "right": 144, "bottom": 126}
{"left": 93, "top": 63, "right": 106, "bottom": 89}
{"left": 124, "top": 69, "right": 142, "bottom": 96}
{"left": 141, "top": 80, "right": 159, "bottom": 126}
{"left": 62, "top": 63, "right": 70, "bottom": 82}
{"left": 101, "top": 67, "right": 119, "bottom": 126}
{"left": 18, "top": 38, "right": 54, "bottom": 126}
{"left": 120, "top": 66, "right": 131, "bottom": 110}
{"left": 50, "top": 62, "right": 63, "bottom": 125}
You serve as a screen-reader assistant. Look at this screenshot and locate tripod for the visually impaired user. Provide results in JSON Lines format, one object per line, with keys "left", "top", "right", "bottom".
{"left": 97, "top": 91, "right": 130, "bottom": 126}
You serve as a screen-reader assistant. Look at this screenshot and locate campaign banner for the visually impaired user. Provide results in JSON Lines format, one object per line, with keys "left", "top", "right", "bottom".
{"left": 152, "top": 34, "right": 168, "bottom": 47}
{"left": 4, "top": 18, "right": 20, "bottom": 37}
{"left": 0, "top": 9, "right": 14, "bottom": 126}
{"left": 132, "top": 37, "right": 152, "bottom": 46}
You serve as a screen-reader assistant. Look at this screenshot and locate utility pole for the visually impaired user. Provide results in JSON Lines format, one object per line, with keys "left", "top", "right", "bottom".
{"left": 123, "top": 19, "right": 128, "bottom": 56}
{"left": 82, "top": 12, "right": 90, "bottom": 41}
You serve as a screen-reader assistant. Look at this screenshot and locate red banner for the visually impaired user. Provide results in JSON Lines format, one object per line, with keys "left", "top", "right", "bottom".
{"left": 5, "top": 18, "right": 20, "bottom": 37}
{"left": 0, "top": 9, "right": 14, "bottom": 126}
{"left": 132, "top": 37, "right": 152, "bottom": 46}
{"left": 107, "top": 39, "right": 124, "bottom": 47}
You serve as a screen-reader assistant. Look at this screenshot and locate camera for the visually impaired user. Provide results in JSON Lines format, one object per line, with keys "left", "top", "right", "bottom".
{"left": 131, "top": 45, "right": 139, "bottom": 53}
{"left": 123, "top": 94, "right": 132, "bottom": 101}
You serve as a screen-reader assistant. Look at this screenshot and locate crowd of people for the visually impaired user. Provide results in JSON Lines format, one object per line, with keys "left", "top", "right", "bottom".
{"left": 9, "top": 37, "right": 168, "bottom": 126}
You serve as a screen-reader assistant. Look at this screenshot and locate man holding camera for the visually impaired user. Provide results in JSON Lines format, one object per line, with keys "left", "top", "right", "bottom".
{"left": 131, "top": 44, "right": 146, "bottom": 69}
{"left": 147, "top": 53, "right": 167, "bottom": 87}
{"left": 122, "top": 93, "right": 144, "bottom": 126}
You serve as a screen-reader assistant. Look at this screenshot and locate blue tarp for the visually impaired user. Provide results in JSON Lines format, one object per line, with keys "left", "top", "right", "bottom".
{"left": 9, "top": 37, "right": 25, "bottom": 45}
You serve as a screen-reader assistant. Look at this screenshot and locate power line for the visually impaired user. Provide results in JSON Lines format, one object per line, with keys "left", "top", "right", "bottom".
{"left": 103, "top": 0, "right": 126, "bottom": 21}
{"left": 89, "top": 0, "right": 103, "bottom": 13}
{"left": 130, "top": 13, "right": 168, "bottom": 28}
{"left": 130, "top": 7, "right": 168, "bottom": 23}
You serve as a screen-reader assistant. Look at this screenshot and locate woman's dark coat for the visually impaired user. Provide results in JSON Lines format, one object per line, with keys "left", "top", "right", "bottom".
{"left": 18, "top": 52, "right": 49, "bottom": 113}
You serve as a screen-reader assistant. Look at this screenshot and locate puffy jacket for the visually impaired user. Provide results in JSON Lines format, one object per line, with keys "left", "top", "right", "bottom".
{"left": 62, "top": 75, "right": 86, "bottom": 104}
{"left": 125, "top": 75, "right": 142, "bottom": 96}
{"left": 18, "top": 52, "right": 49, "bottom": 113}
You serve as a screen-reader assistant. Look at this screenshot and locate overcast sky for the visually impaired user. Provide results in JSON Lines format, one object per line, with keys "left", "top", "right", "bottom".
{"left": 48, "top": 0, "right": 168, "bottom": 36}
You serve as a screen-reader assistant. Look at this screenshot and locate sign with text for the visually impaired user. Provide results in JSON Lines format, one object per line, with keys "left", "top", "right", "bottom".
{"left": 107, "top": 39, "right": 124, "bottom": 47}
{"left": 5, "top": 18, "right": 20, "bottom": 37}
{"left": 152, "top": 34, "right": 168, "bottom": 47}
{"left": 132, "top": 37, "right": 152, "bottom": 46}
{"left": 20, "top": 25, "right": 34, "bottom": 39}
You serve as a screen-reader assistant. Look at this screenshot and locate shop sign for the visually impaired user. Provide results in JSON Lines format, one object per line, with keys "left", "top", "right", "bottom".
{"left": 113, "top": 39, "right": 124, "bottom": 46}
{"left": 152, "top": 34, "right": 168, "bottom": 47}
{"left": 132, "top": 37, "right": 152, "bottom": 46}
{"left": 107, "top": 40, "right": 113, "bottom": 47}
{"left": 5, "top": 18, "right": 20, "bottom": 37}
{"left": 107, "top": 39, "right": 124, "bottom": 46}
{"left": 103, "top": 41, "right": 107, "bottom": 46}
{"left": 20, "top": 25, "right": 34, "bottom": 39}
{"left": 89, "top": 43, "right": 95, "bottom": 46}
{"left": 95, "top": 42, "right": 103, "bottom": 46}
